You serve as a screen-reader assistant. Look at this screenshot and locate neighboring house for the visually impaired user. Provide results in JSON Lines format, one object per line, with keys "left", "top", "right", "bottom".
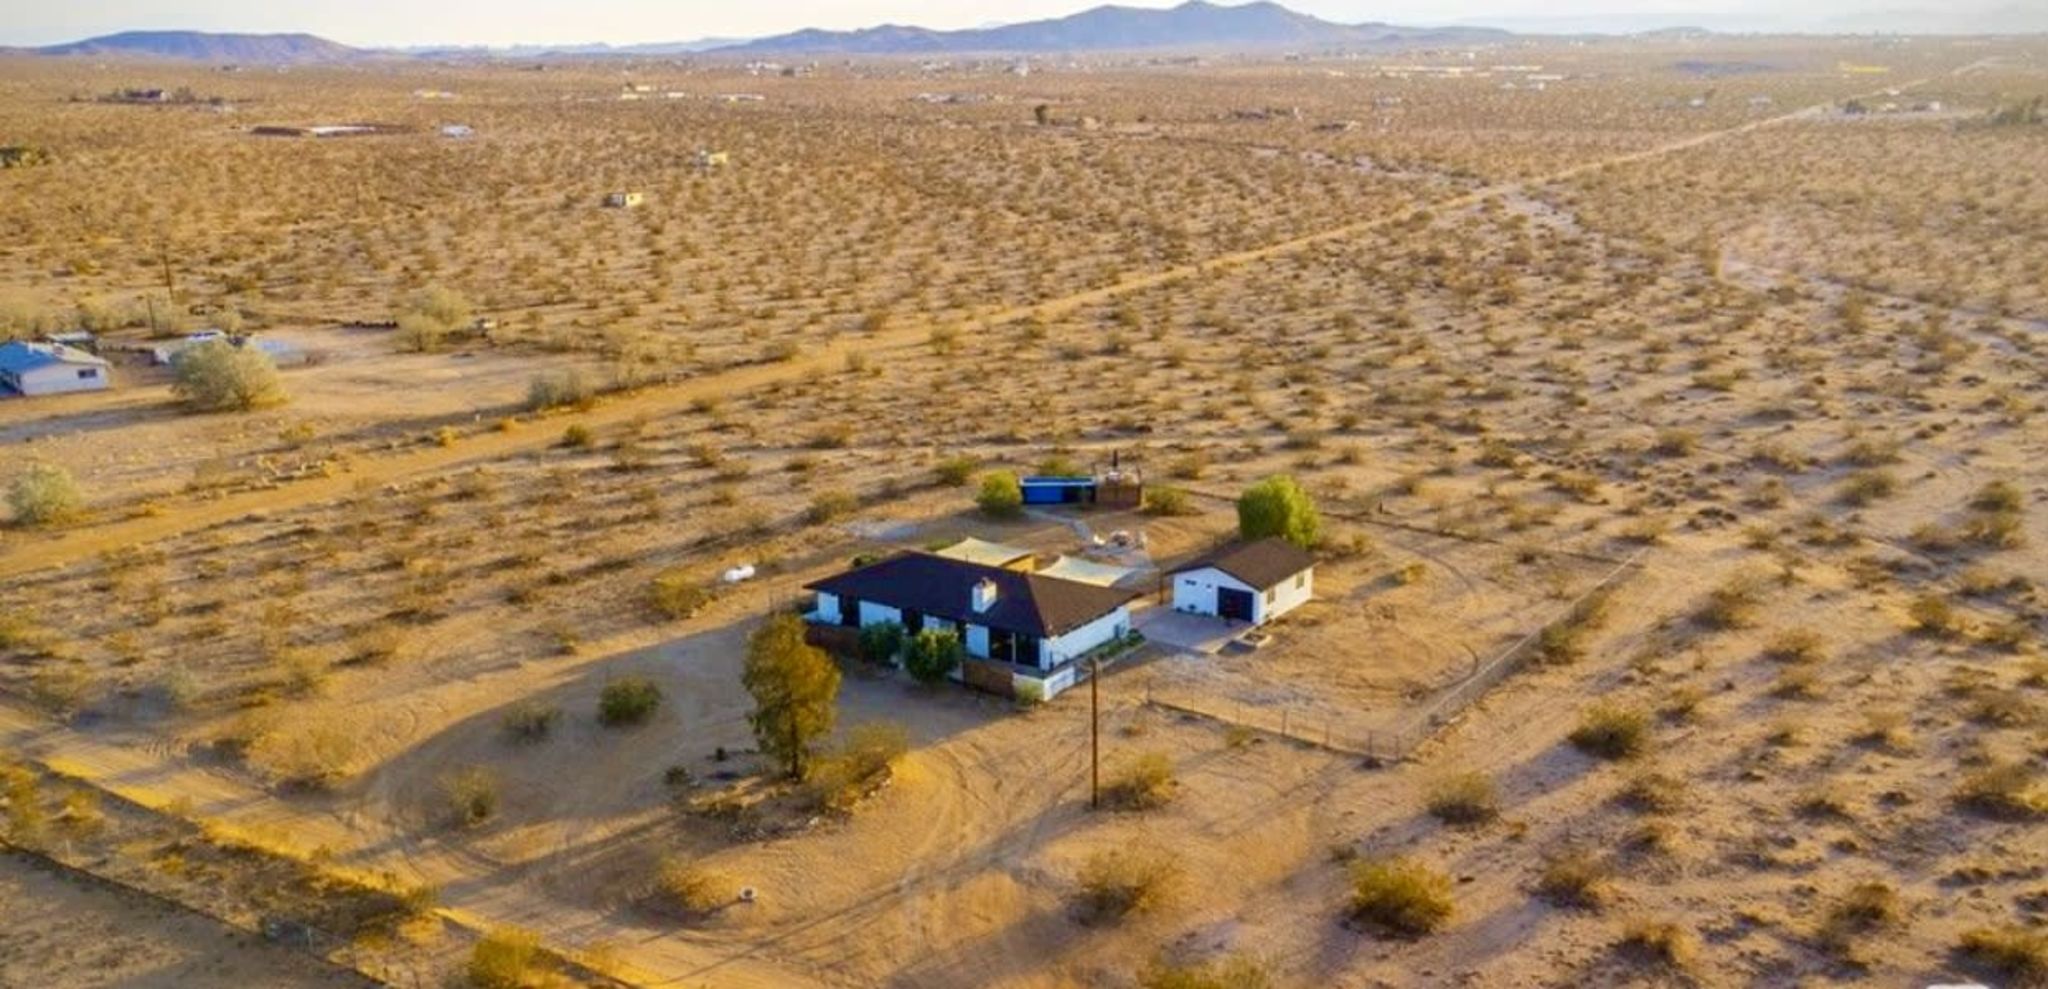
{"left": 149, "top": 329, "right": 229, "bottom": 366}
{"left": 0, "top": 340, "right": 112, "bottom": 397}
{"left": 1170, "top": 538, "right": 1316, "bottom": 626}
{"left": 603, "top": 191, "right": 645, "bottom": 208}
{"left": 804, "top": 551, "right": 1140, "bottom": 699}
{"left": 931, "top": 537, "right": 1036, "bottom": 571}
{"left": 440, "top": 124, "right": 474, "bottom": 138}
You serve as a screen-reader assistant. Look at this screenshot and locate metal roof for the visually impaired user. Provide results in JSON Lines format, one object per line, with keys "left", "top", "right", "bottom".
{"left": 0, "top": 340, "right": 109, "bottom": 374}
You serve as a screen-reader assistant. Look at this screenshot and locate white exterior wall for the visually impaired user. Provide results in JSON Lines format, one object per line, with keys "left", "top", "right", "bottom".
{"left": 1172, "top": 566, "right": 1313, "bottom": 625}
{"left": 13, "top": 363, "right": 110, "bottom": 396}
{"left": 1260, "top": 567, "right": 1314, "bottom": 623}
{"left": 1172, "top": 567, "right": 1255, "bottom": 617}
{"left": 1039, "top": 607, "right": 1130, "bottom": 669}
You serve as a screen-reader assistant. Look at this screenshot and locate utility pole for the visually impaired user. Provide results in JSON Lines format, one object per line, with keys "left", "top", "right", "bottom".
{"left": 1090, "top": 655, "right": 1101, "bottom": 810}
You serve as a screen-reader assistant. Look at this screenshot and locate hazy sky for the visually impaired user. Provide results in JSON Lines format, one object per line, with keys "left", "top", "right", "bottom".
{"left": 2, "top": 0, "right": 2028, "bottom": 47}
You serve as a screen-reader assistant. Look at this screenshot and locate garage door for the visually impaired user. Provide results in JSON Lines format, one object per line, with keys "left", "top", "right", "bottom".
{"left": 1218, "top": 588, "right": 1255, "bottom": 623}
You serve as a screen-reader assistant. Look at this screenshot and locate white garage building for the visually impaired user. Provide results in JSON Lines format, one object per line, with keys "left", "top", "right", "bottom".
{"left": 1170, "top": 538, "right": 1316, "bottom": 626}
{"left": 0, "top": 340, "right": 112, "bottom": 397}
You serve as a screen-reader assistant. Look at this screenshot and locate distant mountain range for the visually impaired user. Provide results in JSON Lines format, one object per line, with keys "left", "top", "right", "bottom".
{"left": 11, "top": 0, "right": 2041, "bottom": 64}
{"left": 27, "top": 30, "right": 364, "bottom": 62}
{"left": 717, "top": 1, "right": 1510, "bottom": 54}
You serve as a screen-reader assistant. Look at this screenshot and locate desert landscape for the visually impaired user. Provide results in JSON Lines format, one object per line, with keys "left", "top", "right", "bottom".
{"left": 1, "top": 4, "right": 2044, "bottom": 987}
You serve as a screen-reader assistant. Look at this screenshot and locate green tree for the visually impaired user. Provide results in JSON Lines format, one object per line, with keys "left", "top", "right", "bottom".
{"left": 977, "top": 471, "right": 1023, "bottom": 518}
{"left": 1237, "top": 475, "right": 1320, "bottom": 548}
{"left": 170, "top": 341, "right": 286, "bottom": 411}
{"left": 743, "top": 614, "right": 841, "bottom": 779}
{"left": 8, "top": 463, "right": 83, "bottom": 527}
{"left": 903, "top": 628, "right": 963, "bottom": 686}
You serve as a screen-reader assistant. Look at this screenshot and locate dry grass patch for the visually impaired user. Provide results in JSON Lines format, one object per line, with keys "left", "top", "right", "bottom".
{"left": 1423, "top": 770, "right": 1499, "bottom": 826}
{"left": 1570, "top": 703, "right": 1652, "bottom": 760}
{"left": 1347, "top": 856, "right": 1453, "bottom": 936}
{"left": 1076, "top": 847, "right": 1180, "bottom": 923}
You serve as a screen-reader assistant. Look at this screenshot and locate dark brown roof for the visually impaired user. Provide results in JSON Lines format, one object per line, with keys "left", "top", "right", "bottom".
{"left": 1174, "top": 537, "right": 1315, "bottom": 590}
{"left": 805, "top": 552, "right": 1139, "bottom": 638}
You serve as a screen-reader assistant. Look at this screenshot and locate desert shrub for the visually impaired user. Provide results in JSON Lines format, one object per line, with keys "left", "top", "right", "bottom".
{"left": 247, "top": 719, "right": 359, "bottom": 789}
{"left": 1103, "top": 751, "right": 1176, "bottom": 810}
{"left": 656, "top": 856, "right": 737, "bottom": 915}
{"left": 1618, "top": 919, "right": 1698, "bottom": 970}
{"left": 501, "top": 701, "right": 560, "bottom": 743}
{"left": 1838, "top": 469, "right": 1897, "bottom": 506}
{"left": 397, "top": 285, "right": 472, "bottom": 353}
{"left": 1961, "top": 510, "right": 2024, "bottom": 549}
{"left": 467, "top": 926, "right": 543, "bottom": 988}
{"left": 527, "top": 369, "right": 593, "bottom": 411}
{"left": 1424, "top": 771, "right": 1498, "bottom": 826}
{"left": 649, "top": 569, "right": 712, "bottom": 620}
{"left": 8, "top": 464, "right": 83, "bottom": 527}
{"left": 1970, "top": 480, "right": 2025, "bottom": 514}
{"left": 1237, "top": 474, "right": 1321, "bottom": 548}
{"left": 1954, "top": 762, "right": 2044, "bottom": 820}
{"left": 1570, "top": 703, "right": 1651, "bottom": 760}
{"left": 806, "top": 722, "right": 910, "bottom": 813}
{"left": 1907, "top": 593, "right": 1963, "bottom": 637}
{"left": 1144, "top": 486, "right": 1199, "bottom": 517}
{"left": 1698, "top": 572, "right": 1765, "bottom": 629}
{"left": 1535, "top": 848, "right": 1611, "bottom": 909}
{"left": 933, "top": 455, "right": 978, "bottom": 487}
{"left": 903, "top": 628, "right": 964, "bottom": 686}
{"left": 561, "top": 423, "right": 594, "bottom": 448}
{"left": 1817, "top": 881, "right": 1900, "bottom": 955}
{"left": 1136, "top": 954, "right": 1273, "bottom": 989}
{"left": 857, "top": 621, "right": 906, "bottom": 665}
{"left": 1958, "top": 926, "right": 2048, "bottom": 984}
{"left": 806, "top": 489, "right": 858, "bottom": 524}
{"left": 171, "top": 341, "right": 285, "bottom": 411}
{"left": 443, "top": 767, "right": 500, "bottom": 828}
{"left": 976, "top": 471, "right": 1023, "bottom": 518}
{"left": 1763, "top": 628, "right": 1826, "bottom": 664}
{"left": 1076, "top": 847, "right": 1179, "bottom": 922}
{"left": 1619, "top": 769, "right": 1687, "bottom": 814}
{"left": 598, "top": 676, "right": 662, "bottom": 727}
{"left": 1348, "top": 856, "right": 1453, "bottom": 935}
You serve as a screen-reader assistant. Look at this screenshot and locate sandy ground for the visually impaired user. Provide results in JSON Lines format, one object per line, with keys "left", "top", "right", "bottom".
{"left": 0, "top": 850, "right": 375, "bottom": 988}
{"left": 0, "top": 46, "right": 2041, "bottom": 989}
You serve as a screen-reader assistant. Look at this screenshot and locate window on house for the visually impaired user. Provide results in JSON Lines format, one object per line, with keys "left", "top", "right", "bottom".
{"left": 78, "top": 368, "right": 99, "bottom": 379}
{"left": 1295, "top": 573, "right": 1305, "bottom": 589}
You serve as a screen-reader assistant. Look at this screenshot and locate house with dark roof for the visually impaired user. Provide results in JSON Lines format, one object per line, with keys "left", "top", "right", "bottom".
{"left": 0, "top": 340, "right": 111, "bottom": 397}
{"left": 1168, "top": 538, "right": 1315, "bottom": 625}
{"left": 804, "top": 551, "right": 1140, "bottom": 699}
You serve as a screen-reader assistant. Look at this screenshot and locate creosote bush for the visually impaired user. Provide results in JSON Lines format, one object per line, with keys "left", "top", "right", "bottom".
{"left": 1103, "top": 751, "right": 1176, "bottom": 810}
{"left": 1137, "top": 954, "right": 1273, "bottom": 989}
{"left": 1348, "top": 856, "right": 1453, "bottom": 936}
{"left": 657, "top": 857, "right": 738, "bottom": 915}
{"left": 1424, "top": 771, "right": 1498, "bottom": 826}
{"left": 805, "top": 721, "right": 909, "bottom": 814}
{"left": 598, "top": 676, "right": 663, "bottom": 727}
{"left": 1535, "top": 848, "right": 1611, "bottom": 910}
{"left": 1618, "top": 919, "right": 1698, "bottom": 971}
{"left": 1958, "top": 926, "right": 2048, "bottom": 984}
{"left": 1570, "top": 703, "right": 1651, "bottom": 760}
{"left": 8, "top": 463, "right": 84, "bottom": 527}
{"left": 467, "top": 926, "right": 544, "bottom": 989}
{"left": 976, "top": 471, "right": 1023, "bottom": 518}
{"left": 170, "top": 340, "right": 286, "bottom": 412}
{"left": 1076, "top": 847, "right": 1179, "bottom": 922}
{"left": 443, "top": 766, "right": 500, "bottom": 828}
{"left": 501, "top": 701, "right": 560, "bottom": 743}
{"left": 649, "top": 569, "right": 713, "bottom": 620}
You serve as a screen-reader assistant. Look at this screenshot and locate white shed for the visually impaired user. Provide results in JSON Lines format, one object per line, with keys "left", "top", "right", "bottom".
{"left": 1170, "top": 538, "right": 1315, "bottom": 625}
{"left": 0, "top": 340, "right": 112, "bottom": 397}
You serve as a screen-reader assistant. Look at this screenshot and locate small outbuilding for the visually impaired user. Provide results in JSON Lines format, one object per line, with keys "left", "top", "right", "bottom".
{"left": 0, "top": 340, "right": 112, "bottom": 397}
{"left": 1169, "top": 538, "right": 1315, "bottom": 626}
{"left": 603, "top": 191, "right": 645, "bottom": 208}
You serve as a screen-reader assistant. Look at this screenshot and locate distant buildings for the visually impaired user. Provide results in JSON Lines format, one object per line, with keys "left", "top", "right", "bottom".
{"left": 603, "top": 191, "right": 646, "bottom": 208}
{"left": 0, "top": 340, "right": 111, "bottom": 397}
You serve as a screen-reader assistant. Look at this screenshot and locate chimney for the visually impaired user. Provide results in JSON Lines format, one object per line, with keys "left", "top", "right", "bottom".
{"left": 971, "top": 578, "right": 999, "bottom": 614}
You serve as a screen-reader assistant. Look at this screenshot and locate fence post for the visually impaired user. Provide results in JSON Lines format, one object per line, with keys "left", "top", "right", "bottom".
{"left": 1281, "top": 708, "right": 1290, "bottom": 740}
